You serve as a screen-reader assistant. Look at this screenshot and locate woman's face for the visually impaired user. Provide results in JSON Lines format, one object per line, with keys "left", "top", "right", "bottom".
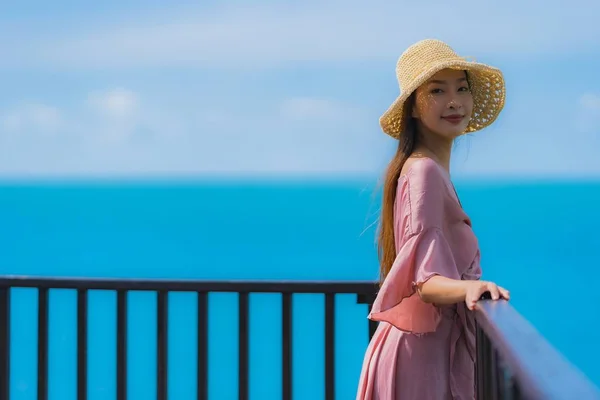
{"left": 411, "top": 68, "right": 473, "bottom": 139}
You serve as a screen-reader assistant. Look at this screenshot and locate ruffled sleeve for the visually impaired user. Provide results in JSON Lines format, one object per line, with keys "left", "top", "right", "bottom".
{"left": 368, "top": 159, "right": 461, "bottom": 333}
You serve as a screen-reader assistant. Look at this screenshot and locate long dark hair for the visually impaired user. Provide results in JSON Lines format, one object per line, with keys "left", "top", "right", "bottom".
{"left": 377, "top": 70, "right": 473, "bottom": 284}
{"left": 377, "top": 94, "right": 417, "bottom": 285}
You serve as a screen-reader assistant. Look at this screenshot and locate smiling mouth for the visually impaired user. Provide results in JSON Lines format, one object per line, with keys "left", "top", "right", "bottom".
{"left": 441, "top": 115, "right": 464, "bottom": 123}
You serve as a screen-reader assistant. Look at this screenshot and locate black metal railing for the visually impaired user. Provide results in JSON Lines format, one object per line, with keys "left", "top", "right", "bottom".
{"left": 2, "top": 276, "right": 599, "bottom": 400}
{"left": 0, "top": 276, "right": 378, "bottom": 400}
{"left": 474, "top": 297, "right": 600, "bottom": 400}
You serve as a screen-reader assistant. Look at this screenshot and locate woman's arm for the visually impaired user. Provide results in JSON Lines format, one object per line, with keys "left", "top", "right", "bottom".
{"left": 417, "top": 276, "right": 510, "bottom": 310}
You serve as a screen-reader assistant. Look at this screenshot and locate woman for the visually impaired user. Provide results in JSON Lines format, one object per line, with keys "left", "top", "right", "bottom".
{"left": 356, "top": 39, "right": 510, "bottom": 399}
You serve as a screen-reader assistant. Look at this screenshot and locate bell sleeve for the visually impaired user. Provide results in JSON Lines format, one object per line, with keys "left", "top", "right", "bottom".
{"left": 368, "top": 160, "right": 461, "bottom": 333}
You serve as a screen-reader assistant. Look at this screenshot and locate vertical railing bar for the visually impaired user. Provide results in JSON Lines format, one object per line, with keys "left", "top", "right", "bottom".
{"left": 497, "top": 360, "right": 505, "bottom": 400}
{"left": 77, "top": 289, "right": 88, "bottom": 400}
{"left": 157, "top": 290, "right": 168, "bottom": 400}
{"left": 485, "top": 331, "right": 494, "bottom": 400}
{"left": 503, "top": 367, "right": 519, "bottom": 400}
{"left": 496, "top": 351, "right": 507, "bottom": 400}
{"left": 355, "top": 292, "right": 377, "bottom": 340}
{"left": 366, "top": 296, "right": 377, "bottom": 339}
{"left": 482, "top": 330, "right": 490, "bottom": 400}
{"left": 197, "top": 292, "right": 208, "bottom": 400}
{"left": 0, "top": 288, "right": 9, "bottom": 400}
{"left": 282, "top": 293, "right": 292, "bottom": 400}
{"left": 117, "top": 290, "right": 128, "bottom": 400}
{"left": 368, "top": 320, "right": 377, "bottom": 340}
{"left": 512, "top": 379, "right": 523, "bottom": 400}
{"left": 476, "top": 321, "right": 486, "bottom": 400}
{"left": 38, "top": 287, "right": 49, "bottom": 400}
{"left": 490, "top": 345, "right": 498, "bottom": 400}
{"left": 238, "top": 292, "right": 249, "bottom": 400}
{"left": 325, "top": 293, "right": 335, "bottom": 400}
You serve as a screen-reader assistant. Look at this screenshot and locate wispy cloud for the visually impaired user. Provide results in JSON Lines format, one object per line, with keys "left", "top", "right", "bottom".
{"left": 1, "top": 1, "right": 599, "bottom": 70}
{"left": 0, "top": 103, "right": 62, "bottom": 136}
{"left": 0, "top": 87, "right": 384, "bottom": 176}
{"left": 87, "top": 88, "right": 139, "bottom": 119}
{"left": 0, "top": 88, "right": 187, "bottom": 145}
{"left": 83, "top": 88, "right": 142, "bottom": 144}
{"left": 580, "top": 93, "right": 600, "bottom": 112}
{"left": 279, "top": 97, "right": 359, "bottom": 121}
{"left": 577, "top": 93, "right": 600, "bottom": 133}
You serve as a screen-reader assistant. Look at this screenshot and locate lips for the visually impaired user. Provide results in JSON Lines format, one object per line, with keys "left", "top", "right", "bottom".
{"left": 441, "top": 115, "right": 464, "bottom": 124}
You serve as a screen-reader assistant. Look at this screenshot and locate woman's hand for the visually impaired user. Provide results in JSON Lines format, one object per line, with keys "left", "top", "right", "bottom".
{"left": 464, "top": 280, "right": 510, "bottom": 311}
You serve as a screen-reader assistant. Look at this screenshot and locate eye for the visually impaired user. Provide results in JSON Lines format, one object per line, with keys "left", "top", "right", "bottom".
{"left": 430, "top": 88, "right": 443, "bottom": 94}
{"left": 458, "top": 86, "right": 470, "bottom": 92}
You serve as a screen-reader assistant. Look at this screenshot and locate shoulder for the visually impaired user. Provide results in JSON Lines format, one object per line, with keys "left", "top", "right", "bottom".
{"left": 397, "top": 157, "right": 449, "bottom": 232}
{"left": 401, "top": 157, "right": 448, "bottom": 194}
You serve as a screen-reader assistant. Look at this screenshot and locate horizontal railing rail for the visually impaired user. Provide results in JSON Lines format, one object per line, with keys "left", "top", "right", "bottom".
{"left": 474, "top": 298, "right": 600, "bottom": 400}
{"left": 0, "top": 275, "right": 378, "bottom": 400}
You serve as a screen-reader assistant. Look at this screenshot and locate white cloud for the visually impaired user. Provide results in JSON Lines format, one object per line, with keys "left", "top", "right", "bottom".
{"left": 580, "top": 94, "right": 600, "bottom": 112}
{"left": 0, "top": 103, "right": 62, "bottom": 135}
{"left": 87, "top": 88, "right": 139, "bottom": 119}
{"left": 0, "top": 88, "right": 188, "bottom": 148}
{"left": 577, "top": 93, "right": 600, "bottom": 133}
{"left": 0, "top": 88, "right": 385, "bottom": 177}
{"left": 279, "top": 97, "right": 356, "bottom": 121}
{"left": 80, "top": 88, "right": 142, "bottom": 145}
{"left": 74, "top": 88, "right": 185, "bottom": 145}
{"left": 1, "top": 1, "right": 599, "bottom": 70}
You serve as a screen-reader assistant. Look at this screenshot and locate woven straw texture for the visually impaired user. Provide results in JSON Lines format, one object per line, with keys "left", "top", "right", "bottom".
{"left": 380, "top": 39, "right": 505, "bottom": 138}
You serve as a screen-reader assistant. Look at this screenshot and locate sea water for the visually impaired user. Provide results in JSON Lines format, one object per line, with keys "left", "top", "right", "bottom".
{"left": 0, "top": 178, "right": 598, "bottom": 400}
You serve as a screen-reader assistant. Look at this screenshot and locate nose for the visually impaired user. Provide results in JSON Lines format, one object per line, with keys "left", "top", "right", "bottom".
{"left": 447, "top": 98, "right": 462, "bottom": 109}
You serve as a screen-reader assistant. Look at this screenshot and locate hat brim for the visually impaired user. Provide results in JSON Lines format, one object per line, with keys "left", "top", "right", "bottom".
{"left": 379, "top": 60, "right": 505, "bottom": 138}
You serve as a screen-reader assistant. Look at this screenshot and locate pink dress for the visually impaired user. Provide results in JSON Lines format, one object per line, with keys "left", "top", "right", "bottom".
{"left": 356, "top": 157, "right": 481, "bottom": 400}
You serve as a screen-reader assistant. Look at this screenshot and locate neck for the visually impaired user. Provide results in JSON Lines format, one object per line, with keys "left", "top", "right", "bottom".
{"left": 413, "top": 128, "right": 453, "bottom": 173}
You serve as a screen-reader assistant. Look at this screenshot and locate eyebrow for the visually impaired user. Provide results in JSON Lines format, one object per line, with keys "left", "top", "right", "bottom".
{"left": 428, "top": 77, "right": 468, "bottom": 85}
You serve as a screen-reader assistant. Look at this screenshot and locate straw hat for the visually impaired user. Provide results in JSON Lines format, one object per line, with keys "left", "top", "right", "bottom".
{"left": 380, "top": 39, "right": 506, "bottom": 138}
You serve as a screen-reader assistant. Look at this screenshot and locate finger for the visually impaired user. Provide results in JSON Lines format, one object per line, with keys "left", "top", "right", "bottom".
{"left": 486, "top": 283, "right": 500, "bottom": 300}
{"left": 499, "top": 287, "right": 510, "bottom": 300}
{"left": 467, "top": 299, "right": 476, "bottom": 310}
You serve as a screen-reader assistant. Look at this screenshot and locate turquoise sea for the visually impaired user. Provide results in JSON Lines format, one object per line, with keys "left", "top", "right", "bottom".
{"left": 0, "top": 178, "right": 599, "bottom": 399}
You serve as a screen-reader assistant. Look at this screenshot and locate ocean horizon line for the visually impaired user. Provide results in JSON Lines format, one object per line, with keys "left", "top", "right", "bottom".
{"left": 0, "top": 173, "right": 598, "bottom": 187}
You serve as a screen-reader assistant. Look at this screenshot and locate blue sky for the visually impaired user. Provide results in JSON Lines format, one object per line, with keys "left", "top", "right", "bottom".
{"left": 0, "top": 0, "right": 599, "bottom": 179}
